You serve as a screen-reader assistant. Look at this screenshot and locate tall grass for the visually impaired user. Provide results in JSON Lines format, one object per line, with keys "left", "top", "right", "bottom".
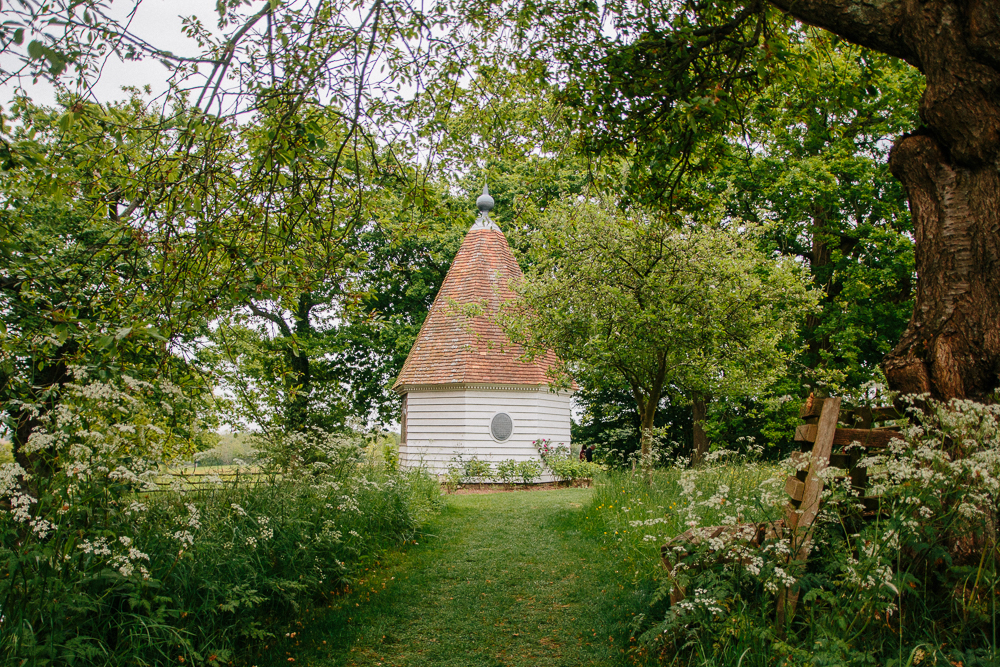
{"left": 1, "top": 463, "right": 440, "bottom": 665}
{"left": 582, "top": 461, "right": 783, "bottom": 578}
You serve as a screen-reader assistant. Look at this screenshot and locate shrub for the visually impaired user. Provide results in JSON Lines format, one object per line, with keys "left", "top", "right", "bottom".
{"left": 534, "top": 438, "right": 602, "bottom": 481}
{"left": 547, "top": 455, "right": 602, "bottom": 481}
{"left": 494, "top": 459, "right": 519, "bottom": 488}
{"left": 382, "top": 441, "right": 400, "bottom": 472}
{"left": 447, "top": 454, "right": 493, "bottom": 483}
{"left": 463, "top": 456, "right": 494, "bottom": 481}
{"left": 515, "top": 459, "right": 542, "bottom": 486}
{"left": 443, "top": 463, "right": 464, "bottom": 493}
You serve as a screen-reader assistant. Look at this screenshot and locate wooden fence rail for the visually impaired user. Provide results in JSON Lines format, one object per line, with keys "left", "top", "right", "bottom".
{"left": 138, "top": 470, "right": 275, "bottom": 494}
{"left": 776, "top": 396, "right": 903, "bottom": 625}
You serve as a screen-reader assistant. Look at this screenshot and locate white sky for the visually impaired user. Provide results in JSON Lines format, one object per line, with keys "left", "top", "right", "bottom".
{"left": 3, "top": 0, "right": 221, "bottom": 108}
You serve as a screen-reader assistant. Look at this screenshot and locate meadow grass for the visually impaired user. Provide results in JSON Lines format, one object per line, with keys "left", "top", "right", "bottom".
{"left": 582, "top": 463, "right": 785, "bottom": 580}
{"left": 583, "top": 454, "right": 1000, "bottom": 667}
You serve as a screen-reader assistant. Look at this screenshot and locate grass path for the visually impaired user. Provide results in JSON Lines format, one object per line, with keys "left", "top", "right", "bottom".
{"left": 253, "top": 488, "right": 652, "bottom": 667}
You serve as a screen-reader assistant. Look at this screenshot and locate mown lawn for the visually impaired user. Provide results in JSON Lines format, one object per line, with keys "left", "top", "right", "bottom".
{"left": 251, "top": 488, "right": 657, "bottom": 667}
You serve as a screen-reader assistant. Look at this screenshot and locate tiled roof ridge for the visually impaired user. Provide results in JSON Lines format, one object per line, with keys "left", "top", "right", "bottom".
{"left": 393, "top": 226, "right": 563, "bottom": 389}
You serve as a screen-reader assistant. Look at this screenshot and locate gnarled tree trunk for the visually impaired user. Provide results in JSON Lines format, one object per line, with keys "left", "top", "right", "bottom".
{"left": 885, "top": 136, "right": 1000, "bottom": 399}
{"left": 768, "top": 0, "right": 1000, "bottom": 401}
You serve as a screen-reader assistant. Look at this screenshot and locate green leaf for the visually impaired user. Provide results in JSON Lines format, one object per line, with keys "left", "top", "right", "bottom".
{"left": 26, "top": 39, "right": 44, "bottom": 60}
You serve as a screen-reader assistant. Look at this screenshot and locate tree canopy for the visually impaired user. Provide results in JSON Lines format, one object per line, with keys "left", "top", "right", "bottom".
{"left": 504, "top": 197, "right": 816, "bottom": 464}
{"left": 2, "top": 0, "right": 993, "bottom": 467}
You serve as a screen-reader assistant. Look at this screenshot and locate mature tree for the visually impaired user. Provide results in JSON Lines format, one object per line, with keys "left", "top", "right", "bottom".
{"left": 318, "top": 70, "right": 591, "bottom": 428}
{"left": 0, "top": 97, "right": 223, "bottom": 477}
{"left": 0, "top": 0, "right": 472, "bottom": 468}
{"left": 506, "top": 197, "right": 816, "bottom": 465}
{"left": 773, "top": 0, "right": 1000, "bottom": 402}
{"left": 204, "top": 105, "right": 402, "bottom": 434}
{"left": 719, "top": 35, "right": 920, "bottom": 391}
{"left": 507, "top": 0, "right": 1000, "bottom": 402}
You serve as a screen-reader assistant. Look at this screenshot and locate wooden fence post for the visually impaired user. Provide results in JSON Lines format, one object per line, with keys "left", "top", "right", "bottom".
{"left": 776, "top": 396, "right": 840, "bottom": 628}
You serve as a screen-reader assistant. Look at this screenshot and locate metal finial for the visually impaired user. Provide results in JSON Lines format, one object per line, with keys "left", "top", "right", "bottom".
{"left": 470, "top": 183, "right": 500, "bottom": 231}
{"left": 476, "top": 183, "right": 495, "bottom": 217}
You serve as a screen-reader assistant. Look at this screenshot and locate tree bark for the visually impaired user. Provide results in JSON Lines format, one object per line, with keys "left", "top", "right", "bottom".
{"left": 884, "top": 136, "right": 1000, "bottom": 399}
{"left": 11, "top": 343, "right": 76, "bottom": 492}
{"left": 638, "top": 401, "right": 656, "bottom": 482}
{"left": 691, "top": 393, "right": 710, "bottom": 466}
{"left": 285, "top": 291, "right": 314, "bottom": 430}
{"left": 768, "top": 0, "right": 1000, "bottom": 401}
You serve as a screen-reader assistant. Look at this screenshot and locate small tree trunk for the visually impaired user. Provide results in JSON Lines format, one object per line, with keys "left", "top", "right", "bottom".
{"left": 284, "top": 291, "right": 314, "bottom": 430}
{"left": 638, "top": 403, "right": 656, "bottom": 484}
{"left": 691, "top": 394, "right": 710, "bottom": 466}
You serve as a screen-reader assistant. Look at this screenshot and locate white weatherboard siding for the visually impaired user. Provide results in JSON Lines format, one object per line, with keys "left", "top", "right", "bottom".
{"left": 399, "top": 384, "right": 572, "bottom": 476}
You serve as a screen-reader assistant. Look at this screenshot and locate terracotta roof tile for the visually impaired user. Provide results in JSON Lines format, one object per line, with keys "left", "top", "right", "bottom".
{"left": 393, "top": 227, "right": 563, "bottom": 389}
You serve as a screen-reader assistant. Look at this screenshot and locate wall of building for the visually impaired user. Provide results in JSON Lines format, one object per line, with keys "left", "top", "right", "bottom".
{"left": 398, "top": 383, "right": 572, "bottom": 477}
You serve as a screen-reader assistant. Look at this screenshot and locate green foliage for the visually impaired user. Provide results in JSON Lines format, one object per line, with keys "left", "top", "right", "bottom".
{"left": 461, "top": 456, "right": 494, "bottom": 481}
{"left": 0, "top": 97, "right": 223, "bottom": 468}
{"left": 719, "top": 34, "right": 920, "bottom": 393}
{"left": 0, "top": 441, "right": 440, "bottom": 664}
{"left": 572, "top": 386, "right": 695, "bottom": 466}
{"left": 382, "top": 441, "right": 400, "bottom": 473}
{"left": 584, "top": 400, "right": 1000, "bottom": 665}
{"left": 507, "top": 0, "right": 784, "bottom": 203}
{"left": 545, "top": 455, "right": 602, "bottom": 483}
{"left": 534, "top": 439, "right": 602, "bottom": 480}
{"left": 507, "top": 196, "right": 816, "bottom": 462}
{"left": 321, "top": 192, "right": 472, "bottom": 427}
{"left": 443, "top": 465, "right": 464, "bottom": 493}
{"left": 494, "top": 459, "right": 520, "bottom": 488}
{"left": 514, "top": 460, "right": 543, "bottom": 486}
{"left": 546, "top": 33, "right": 919, "bottom": 458}
{"left": 0, "top": 345, "right": 439, "bottom": 664}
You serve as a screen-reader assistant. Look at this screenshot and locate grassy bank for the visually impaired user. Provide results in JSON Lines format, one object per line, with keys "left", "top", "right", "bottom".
{"left": 585, "top": 446, "right": 1000, "bottom": 666}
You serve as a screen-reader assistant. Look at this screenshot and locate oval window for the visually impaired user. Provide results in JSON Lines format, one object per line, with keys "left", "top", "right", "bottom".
{"left": 490, "top": 412, "right": 513, "bottom": 441}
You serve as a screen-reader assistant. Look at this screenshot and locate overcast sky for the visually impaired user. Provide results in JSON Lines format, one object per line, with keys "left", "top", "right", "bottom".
{"left": 4, "top": 0, "right": 222, "bottom": 109}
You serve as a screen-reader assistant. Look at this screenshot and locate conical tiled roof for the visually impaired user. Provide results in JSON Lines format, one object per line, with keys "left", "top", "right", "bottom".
{"left": 393, "top": 224, "right": 562, "bottom": 389}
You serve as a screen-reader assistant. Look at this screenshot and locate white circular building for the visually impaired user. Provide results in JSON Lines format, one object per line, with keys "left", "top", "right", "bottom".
{"left": 393, "top": 187, "right": 573, "bottom": 474}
